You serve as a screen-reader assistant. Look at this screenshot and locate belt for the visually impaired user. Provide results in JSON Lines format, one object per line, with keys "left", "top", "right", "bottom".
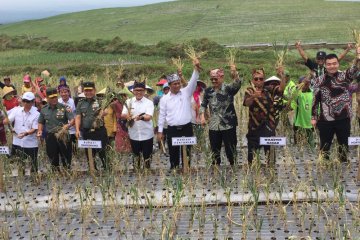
{"left": 82, "top": 126, "right": 104, "bottom": 133}
{"left": 168, "top": 122, "right": 191, "bottom": 130}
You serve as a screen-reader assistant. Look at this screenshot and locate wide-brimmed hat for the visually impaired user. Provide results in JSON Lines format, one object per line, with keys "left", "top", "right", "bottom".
{"left": 156, "top": 78, "right": 168, "bottom": 86}
{"left": 264, "top": 76, "right": 281, "bottom": 83}
{"left": 2, "top": 86, "right": 15, "bottom": 98}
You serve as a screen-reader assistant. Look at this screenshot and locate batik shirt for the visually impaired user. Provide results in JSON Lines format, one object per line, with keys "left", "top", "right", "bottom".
{"left": 312, "top": 64, "right": 359, "bottom": 121}
{"left": 200, "top": 79, "right": 241, "bottom": 131}
{"left": 243, "top": 86, "right": 283, "bottom": 131}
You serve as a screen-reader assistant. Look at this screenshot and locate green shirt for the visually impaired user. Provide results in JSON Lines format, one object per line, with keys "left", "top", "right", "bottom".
{"left": 293, "top": 90, "right": 313, "bottom": 129}
{"left": 38, "top": 103, "right": 74, "bottom": 133}
{"left": 76, "top": 97, "right": 102, "bottom": 129}
{"left": 284, "top": 80, "right": 297, "bottom": 101}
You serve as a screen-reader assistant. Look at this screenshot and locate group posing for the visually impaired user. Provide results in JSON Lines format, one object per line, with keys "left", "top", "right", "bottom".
{"left": 1, "top": 44, "right": 360, "bottom": 175}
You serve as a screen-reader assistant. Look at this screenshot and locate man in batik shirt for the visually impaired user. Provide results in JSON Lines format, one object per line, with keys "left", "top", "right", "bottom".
{"left": 243, "top": 69, "right": 286, "bottom": 165}
{"left": 311, "top": 50, "right": 360, "bottom": 162}
{"left": 200, "top": 64, "right": 241, "bottom": 165}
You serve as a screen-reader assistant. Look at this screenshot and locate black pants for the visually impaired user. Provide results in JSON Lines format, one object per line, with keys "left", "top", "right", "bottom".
{"left": 46, "top": 133, "right": 72, "bottom": 170}
{"left": 167, "top": 123, "right": 193, "bottom": 169}
{"left": 82, "top": 126, "right": 109, "bottom": 169}
{"left": 209, "top": 128, "right": 237, "bottom": 165}
{"left": 246, "top": 124, "right": 275, "bottom": 164}
{"left": 12, "top": 145, "right": 38, "bottom": 173}
{"left": 317, "top": 118, "right": 350, "bottom": 162}
{"left": 130, "top": 137, "right": 153, "bottom": 169}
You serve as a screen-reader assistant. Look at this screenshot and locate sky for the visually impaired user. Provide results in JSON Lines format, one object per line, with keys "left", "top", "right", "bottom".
{"left": 0, "top": 0, "right": 174, "bottom": 23}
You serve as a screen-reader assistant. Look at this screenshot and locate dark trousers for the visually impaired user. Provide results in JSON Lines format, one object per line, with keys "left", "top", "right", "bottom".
{"left": 246, "top": 124, "right": 275, "bottom": 164}
{"left": 317, "top": 118, "right": 350, "bottom": 162}
{"left": 82, "top": 126, "right": 109, "bottom": 169}
{"left": 167, "top": 123, "right": 193, "bottom": 169}
{"left": 130, "top": 137, "right": 153, "bottom": 169}
{"left": 46, "top": 133, "right": 72, "bottom": 170}
{"left": 209, "top": 128, "right": 237, "bottom": 165}
{"left": 12, "top": 145, "right": 38, "bottom": 173}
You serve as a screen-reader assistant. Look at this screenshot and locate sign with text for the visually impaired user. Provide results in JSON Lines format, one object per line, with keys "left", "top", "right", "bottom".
{"left": 260, "top": 137, "right": 286, "bottom": 146}
{"left": 348, "top": 137, "right": 360, "bottom": 146}
{"left": 0, "top": 146, "right": 9, "bottom": 155}
{"left": 78, "top": 140, "right": 102, "bottom": 149}
{"left": 172, "top": 137, "right": 197, "bottom": 146}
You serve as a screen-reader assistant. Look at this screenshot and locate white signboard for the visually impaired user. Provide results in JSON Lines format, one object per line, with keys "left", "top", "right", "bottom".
{"left": 348, "top": 137, "right": 360, "bottom": 146}
{"left": 78, "top": 140, "right": 102, "bottom": 149}
{"left": 260, "top": 137, "right": 286, "bottom": 146}
{"left": 0, "top": 146, "right": 9, "bottom": 155}
{"left": 172, "top": 137, "right": 197, "bottom": 146}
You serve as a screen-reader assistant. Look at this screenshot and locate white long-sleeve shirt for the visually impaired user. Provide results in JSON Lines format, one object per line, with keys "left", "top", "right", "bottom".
{"left": 158, "top": 70, "right": 199, "bottom": 132}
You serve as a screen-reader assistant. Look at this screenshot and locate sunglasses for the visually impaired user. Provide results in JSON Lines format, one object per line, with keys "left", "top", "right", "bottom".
{"left": 22, "top": 99, "right": 32, "bottom": 103}
{"left": 253, "top": 77, "right": 264, "bottom": 81}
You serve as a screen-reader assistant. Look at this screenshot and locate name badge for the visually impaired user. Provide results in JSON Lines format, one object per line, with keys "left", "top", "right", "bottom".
{"left": 78, "top": 140, "right": 102, "bottom": 148}
{"left": 260, "top": 137, "right": 286, "bottom": 146}
{"left": 172, "top": 137, "right": 197, "bottom": 146}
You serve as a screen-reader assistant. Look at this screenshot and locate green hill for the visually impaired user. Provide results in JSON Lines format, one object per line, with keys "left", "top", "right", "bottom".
{"left": 0, "top": 0, "right": 359, "bottom": 45}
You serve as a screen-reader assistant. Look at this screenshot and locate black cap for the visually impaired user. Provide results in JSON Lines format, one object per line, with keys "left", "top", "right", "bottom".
{"left": 46, "top": 88, "right": 58, "bottom": 98}
{"left": 83, "top": 82, "right": 95, "bottom": 90}
{"left": 316, "top": 51, "right": 326, "bottom": 59}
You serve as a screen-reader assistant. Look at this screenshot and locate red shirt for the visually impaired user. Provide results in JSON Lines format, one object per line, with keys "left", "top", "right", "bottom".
{"left": 3, "top": 97, "right": 19, "bottom": 111}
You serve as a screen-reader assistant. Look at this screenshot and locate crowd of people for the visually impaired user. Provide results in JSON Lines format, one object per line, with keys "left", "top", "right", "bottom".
{"left": 1, "top": 44, "right": 360, "bottom": 175}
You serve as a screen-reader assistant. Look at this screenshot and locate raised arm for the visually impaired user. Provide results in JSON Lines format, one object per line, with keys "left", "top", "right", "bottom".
{"left": 295, "top": 41, "right": 308, "bottom": 62}
{"left": 183, "top": 58, "right": 200, "bottom": 96}
{"left": 338, "top": 43, "right": 353, "bottom": 61}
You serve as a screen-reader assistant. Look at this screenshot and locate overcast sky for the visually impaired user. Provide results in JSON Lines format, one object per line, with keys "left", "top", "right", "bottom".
{"left": 0, "top": 0, "right": 174, "bottom": 23}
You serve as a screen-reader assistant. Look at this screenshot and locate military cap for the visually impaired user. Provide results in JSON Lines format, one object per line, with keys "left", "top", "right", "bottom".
{"left": 46, "top": 88, "right": 58, "bottom": 98}
{"left": 83, "top": 82, "right": 95, "bottom": 90}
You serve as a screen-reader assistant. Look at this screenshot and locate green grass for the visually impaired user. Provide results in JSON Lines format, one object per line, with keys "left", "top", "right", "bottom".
{"left": 0, "top": 0, "right": 359, "bottom": 45}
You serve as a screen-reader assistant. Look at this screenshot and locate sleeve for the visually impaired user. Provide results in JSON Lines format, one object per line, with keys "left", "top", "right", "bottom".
{"left": 345, "top": 64, "right": 360, "bottom": 82}
{"left": 0, "top": 82, "right": 5, "bottom": 89}
{"left": 157, "top": 97, "right": 166, "bottom": 132}
{"left": 145, "top": 100, "right": 154, "bottom": 116}
{"left": 199, "top": 89, "right": 209, "bottom": 114}
{"left": 122, "top": 99, "right": 130, "bottom": 115}
{"left": 183, "top": 70, "right": 199, "bottom": 97}
{"left": 66, "top": 109, "right": 74, "bottom": 120}
{"left": 226, "top": 78, "right": 242, "bottom": 96}
{"left": 7, "top": 108, "right": 16, "bottom": 123}
{"left": 32, "top": 112, "right": 40, "bottom": 129}
{"left": 38, "top": 110, "right": 45, "bottom": 124}
{"left": 311, "top": 87, "right": 321, "bottom": 119}
{"left": 304, "top": 59, "right": 317, "bottom": 71}
{"left": 75, "top": 102, "right": 82, "bottom": 115}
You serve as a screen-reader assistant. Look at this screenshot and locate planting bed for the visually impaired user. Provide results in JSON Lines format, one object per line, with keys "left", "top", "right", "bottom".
{"left": 0, "top": 145, "right": 359, "bottom": 239}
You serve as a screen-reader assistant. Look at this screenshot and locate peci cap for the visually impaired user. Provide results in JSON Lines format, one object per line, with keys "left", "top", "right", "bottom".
{"left": 83, "top": 82, "right": 95, "bottom": 90}
{"left": 316, "top": 51, "right": 326, "bottom": 59}
{"left": 166, "top": 73, "right": 180, "bottom": 84}
{"left": 22, "top": 92, "right": 35, "bottom": 101}
{"left": 46, "top": 88, "right": 58, "bottom": 98}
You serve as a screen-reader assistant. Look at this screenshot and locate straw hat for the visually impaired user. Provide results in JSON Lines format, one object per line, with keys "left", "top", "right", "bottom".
{"left": 2, "top": 86, "right": 15, "bottom": 98}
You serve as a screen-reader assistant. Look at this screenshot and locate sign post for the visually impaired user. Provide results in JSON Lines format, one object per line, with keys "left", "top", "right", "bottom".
{"left": 78, "top": 140, "right": 102, "bottom": 177}
{"left": 348, "top": 137, "right": 360, "bottom": 181}
{"left": 260, "top": 137, "right": 286, "bottom": 165}
{"left": 0, "top": 146, "right": 10, "bottom": 193}
{"left": 172, "top": 137, "right": 197, "bottom": 173}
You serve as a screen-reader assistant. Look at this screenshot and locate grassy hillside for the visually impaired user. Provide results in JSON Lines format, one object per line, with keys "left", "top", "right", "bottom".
{"left": 0, "top": 0, "right": 359, "bottom": 45}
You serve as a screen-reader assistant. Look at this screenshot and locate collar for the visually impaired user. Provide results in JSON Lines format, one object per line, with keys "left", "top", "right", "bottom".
{"left": 170, "top": 89, "right": 182, "bottom": 97}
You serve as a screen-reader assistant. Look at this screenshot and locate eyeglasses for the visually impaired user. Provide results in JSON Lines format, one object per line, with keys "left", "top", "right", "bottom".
{"left": 253, "top": 77, "right": 264, "bottom": 81}
{"left": 210, "top": 78, "right": 218, "bottom": 82}
{"left": 22, "top": 99, "right": 32, "bottom": 103}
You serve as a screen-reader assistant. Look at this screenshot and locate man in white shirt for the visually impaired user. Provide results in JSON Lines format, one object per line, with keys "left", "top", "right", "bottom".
{"left": 58, "top": 86, "right": 76, "bottom": 147}
{"left": 4, "top": 92, "right": 40, "bottom": 175}
{"left": 122, "top": 81, "right": 154, "bottom": 169}
{"left": 157, "top": 58, "right": 200, "bottom": 169}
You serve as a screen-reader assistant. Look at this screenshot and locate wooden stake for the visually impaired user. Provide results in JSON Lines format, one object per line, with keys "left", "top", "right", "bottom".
{"left": 182, "top": 145, "right": 189, "bottom": 173}
{"left": 357, "top": 146, "right": 360, "bottom": 181}
{"left": 0, "top": 156, "right": 5, "bottom": 192}
{"left": 160, "top": 140, "right": 166, "bottom": 154}
{"left": 87, "top": 148, "right": 96, "bottom": 178}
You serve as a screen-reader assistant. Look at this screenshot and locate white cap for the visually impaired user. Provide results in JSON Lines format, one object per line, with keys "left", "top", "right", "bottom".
{"left": 22, "top": 92, "right": 35, "bottom": 101}
{"left": 264, "top": 76, "right": 280, "bottom": 83}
